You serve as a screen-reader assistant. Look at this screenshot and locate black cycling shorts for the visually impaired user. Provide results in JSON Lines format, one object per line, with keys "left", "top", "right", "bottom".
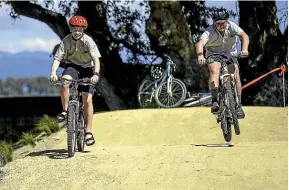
{"left": 206, "top": 54, "right": 239, "bottom": 69}
{"left": 62, "top": 64, "right": 95, "bottom": 94}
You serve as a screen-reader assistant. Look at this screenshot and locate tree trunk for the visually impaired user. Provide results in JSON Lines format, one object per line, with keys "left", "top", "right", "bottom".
{"left": 146, "top": 1, "right": 209, "bottom": 93}
{"left": 77, "top": 1, "right": 150, "bottom": 109}
{"left": 77, "top": 1, "right": 128, "bottom": 110}
{"left": 238, "top": 1, "right": 287, "bottom": 106}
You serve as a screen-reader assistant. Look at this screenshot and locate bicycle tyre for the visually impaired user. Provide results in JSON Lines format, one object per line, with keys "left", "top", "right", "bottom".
{"left": 224, "top": 81, "right": 240, "bottom": 135}
{"left": 67, "top": 101, "right": 78, "bottom": 157}
{"left": 137, "top": 76, "right": 156, "bottom": 108}
{"left": 221, "top": 118, "right": 232, "bottom": 142}
{"left": 77, "top": 108, "right": 85, "bottom": 152}
{"left": 155, "top": 78, "right": 187, "bottom": 108}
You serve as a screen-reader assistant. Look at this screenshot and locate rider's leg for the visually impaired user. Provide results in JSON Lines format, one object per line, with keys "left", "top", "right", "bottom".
{"left": 79, "top": 67, "right": 95, "bottom": 146}
{"left": 208, "top": 61, "right": 221, "bottom": 113}
{"left": 82, "top": 92, "right": 94, "bottom": 131}
{"left": 60, "top": 76, "right": 71, "bottom": 111}
{"left": 57, "top": 66, "right": 78, "bottom": 122}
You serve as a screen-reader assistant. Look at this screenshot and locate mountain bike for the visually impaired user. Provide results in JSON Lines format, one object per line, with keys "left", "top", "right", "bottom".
{"left": 205, "top": 53, "right": 246, "bottom": 142}
{"left": 137, "top": 54, "right": 187, "bottom": 108}
{"left": 53, "top": 77, "right": 94, "bottom": 157}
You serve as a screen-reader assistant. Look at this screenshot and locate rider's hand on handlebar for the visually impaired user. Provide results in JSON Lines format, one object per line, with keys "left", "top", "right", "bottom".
{"left": 240, "top": 50, "right": 249, "bottom": 56}
{"left": 90, "top": 75, "right": 99, "bottom": 84}
{"left": 198, "top": 55, "right": 206, "bottom": 65}
{"left": 50, "top": 72, "right": 58, "bottom": 82}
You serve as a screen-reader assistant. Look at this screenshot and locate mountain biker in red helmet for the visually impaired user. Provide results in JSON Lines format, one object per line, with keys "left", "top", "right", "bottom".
{"left": 50, "top": 15, "right": 101, "bottom": 146}
{"left": 196, "top": 9, "right": 249, "bottom": 119}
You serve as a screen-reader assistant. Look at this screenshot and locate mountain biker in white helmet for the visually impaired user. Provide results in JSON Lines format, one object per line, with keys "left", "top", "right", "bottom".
{"left": 196, "top": 9, "right": 249, "bottom": 119}
{"left": 50, "top": 15, "right": 101, "bottom": 146}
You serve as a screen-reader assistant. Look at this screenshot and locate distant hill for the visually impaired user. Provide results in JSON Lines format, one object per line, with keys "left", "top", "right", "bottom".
{"left": 0, "top": 51, "right": 57, "bottom": 79}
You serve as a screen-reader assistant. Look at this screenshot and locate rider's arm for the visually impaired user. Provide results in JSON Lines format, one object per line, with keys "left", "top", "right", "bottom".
{"left": 51, "top": 59, "right": 61, "bottom": 75}
{"left": 230, "top": 22, "right": 250, "bottom": 52}
{"left": 196, "top": 30, "right": 209, "bottom": 56}
{"left": 238, "top": 32, "right": 249, "bottom": 52}
{"left": 51, "top": 40, "right": 65, "bottom": 75}
{"left": 196, "top": 39, "right": 207, "bottom": 56}
{"left": 93, "top": 58, "right": 100, "bottom": 75}
{"left": 86, "top": 36, "right": 102, "bottom": 75}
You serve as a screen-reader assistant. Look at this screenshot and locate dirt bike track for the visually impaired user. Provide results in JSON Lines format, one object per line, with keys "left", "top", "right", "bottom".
{"left": 0, "top": 107, "right": 287, "bottom": 190}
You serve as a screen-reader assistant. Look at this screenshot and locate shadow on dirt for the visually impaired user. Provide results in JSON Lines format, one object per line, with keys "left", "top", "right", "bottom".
{"left": 26, "top": 149, "right": 90, "bottom": 159}
{"left": 191, "top": 144, "right": 234, "bottom": 148}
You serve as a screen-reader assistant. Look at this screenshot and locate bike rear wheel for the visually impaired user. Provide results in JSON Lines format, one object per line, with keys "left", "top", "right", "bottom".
{"left": 67, "top": 102, "right": 78, "bottom": 157}
{"left": 138, "top": 76, "right": 156, "bottom": 108}
{"left": 224, "top": 81, "right": 240, "bottom": 135}
{"left": 155, "top": 78, "right": 187, "bottom": 108}
{"left": 77, "top": 108, "right": 85, "bottom": 152}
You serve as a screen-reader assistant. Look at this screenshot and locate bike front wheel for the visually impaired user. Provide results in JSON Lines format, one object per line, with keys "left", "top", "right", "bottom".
{"left": 221, "top": 117, "right": 232, "bottom": 142}
{"left": 155, "top": 78, "right": 187, "bottom": 108}
{"left": 224, "top": 81, "right": 240, "bottom": 135}
{"left": 67, "top": 102, "right": 78, "bottom": 157}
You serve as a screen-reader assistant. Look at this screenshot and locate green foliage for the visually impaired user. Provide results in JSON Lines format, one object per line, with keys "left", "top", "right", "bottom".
{"left": 19, "top": 132, "right": 36, "bottom": 147}
{"left": 0, "top": 141, "right": 13, "bottom": 166}
{"left": 35, "top": 115, "right": 60, "bottom": 136}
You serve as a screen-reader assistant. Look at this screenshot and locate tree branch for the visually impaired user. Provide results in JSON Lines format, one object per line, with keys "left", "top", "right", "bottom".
{"left": 10, "top": 1, "right": 69, "bottom": 39}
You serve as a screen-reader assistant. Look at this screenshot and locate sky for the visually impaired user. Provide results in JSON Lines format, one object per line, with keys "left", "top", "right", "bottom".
{"left": 0, "top": 0, "right": 287, "bottom": 55}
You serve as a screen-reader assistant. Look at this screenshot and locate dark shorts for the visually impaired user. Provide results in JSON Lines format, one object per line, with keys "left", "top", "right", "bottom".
{"left": 206, "top": 54, "right": 239, "bottom": 69}
{"left": 62, "top": 64, "right": 95, "bottom": 94}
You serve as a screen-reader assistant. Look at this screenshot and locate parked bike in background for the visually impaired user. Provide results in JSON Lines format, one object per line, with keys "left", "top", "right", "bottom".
{"left": 137, "top": 54, "right": 187, "bottom": 108}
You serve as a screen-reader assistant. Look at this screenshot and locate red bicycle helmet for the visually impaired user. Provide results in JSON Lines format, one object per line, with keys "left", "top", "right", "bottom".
{"left": 69, "top": 16, "right": 88, "bottom": 28}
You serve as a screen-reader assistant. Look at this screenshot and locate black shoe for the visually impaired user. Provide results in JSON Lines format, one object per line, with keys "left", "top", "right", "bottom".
{"left": 211, "top": 102, "right": 219, "bottom": 114}
{"left": 236, "top": 104, "right": 245, "bottom": 119}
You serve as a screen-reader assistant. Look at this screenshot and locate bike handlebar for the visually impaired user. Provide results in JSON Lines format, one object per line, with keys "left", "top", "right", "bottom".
{"left": 52, "top": 77, "right": 95, "bottom": 86}
{"left": 203, "top": 53, "right": 248, "bottom": 65}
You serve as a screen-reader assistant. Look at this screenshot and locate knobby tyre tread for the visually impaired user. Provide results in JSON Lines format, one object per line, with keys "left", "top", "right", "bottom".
{"left": 221, "top": 119, "right": 232, "bottom": 142}
{"left": 219, "top": 94, "right": 232, "bottom": 142}
{"left": 77, "top": 108, "right": 85, "bottom": 152}
{"left": 67, "top": 102, "right": 77, "bottom": 157}
{"left": 224, "top": 81, "right": 240, "bottom": 135}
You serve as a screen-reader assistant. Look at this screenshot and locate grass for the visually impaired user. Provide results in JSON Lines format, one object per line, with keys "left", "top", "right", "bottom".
{"left": 19, "top": 132, "right": 37, "bottom": 147}
{"left": 18, "top": 115, "right": 60, "bottom": 148}
{"left": 35, "top": 115, "right": 60, "bottom": 136}
{"left": 0, "top": 141, "right": 13, "bottom": 166}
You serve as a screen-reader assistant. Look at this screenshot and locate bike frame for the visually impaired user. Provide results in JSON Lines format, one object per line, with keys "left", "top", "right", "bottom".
{"left": 68, "top": 80, "right": 83, "bottom": 133}
{"left": 218, "top": 57, "right": 239, "bottom": 108}
{"left": 53, "top": 77, "right": 93, "bottom": 145}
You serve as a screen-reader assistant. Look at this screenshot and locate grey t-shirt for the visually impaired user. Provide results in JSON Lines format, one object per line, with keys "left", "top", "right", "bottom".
{"left": 199, "top": 20, "right": 244, "bottom": 57}
{"left": 54, "top": 33, "right": 101, "bottom": 68}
